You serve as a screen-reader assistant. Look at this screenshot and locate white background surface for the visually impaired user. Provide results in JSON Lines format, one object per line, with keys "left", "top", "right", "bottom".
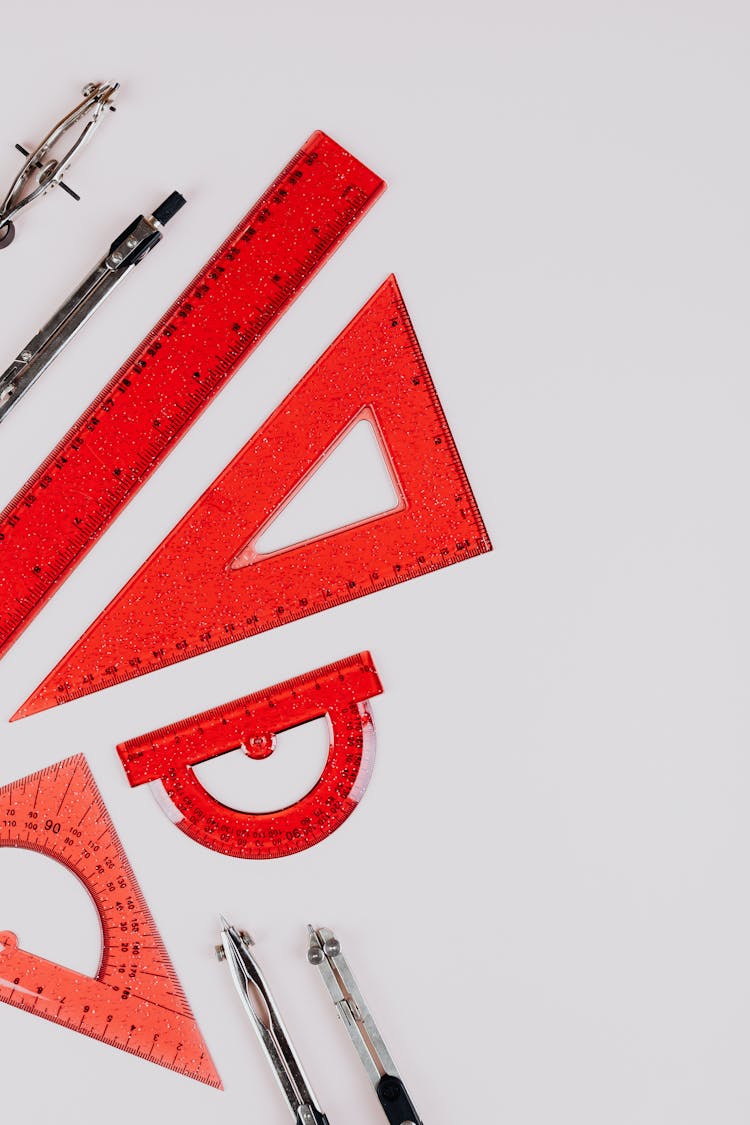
{"left": 0, "top": 2, "right": 749, "bottom": 1122}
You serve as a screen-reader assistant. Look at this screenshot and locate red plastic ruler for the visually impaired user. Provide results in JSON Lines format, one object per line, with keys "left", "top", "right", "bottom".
{"left": 0, "top": 754, "right": 221, "bottom": 1086}
{"left": 0, "top": 131, "right": 384, "bottom": 659}
{"left": 117, "top": 652, "right": 383, "bottom": 860}
{"left": 16, "top": 276, "right": 491, "bottom": 718}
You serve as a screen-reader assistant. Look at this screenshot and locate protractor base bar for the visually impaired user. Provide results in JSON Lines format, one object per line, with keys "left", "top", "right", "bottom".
{"left": 117, "top": 652, "right": 384, "bottom": 859}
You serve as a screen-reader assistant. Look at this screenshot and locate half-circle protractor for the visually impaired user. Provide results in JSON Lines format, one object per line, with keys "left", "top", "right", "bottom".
{"left": 117, "top": 652, "right": 383, "bottom": 860}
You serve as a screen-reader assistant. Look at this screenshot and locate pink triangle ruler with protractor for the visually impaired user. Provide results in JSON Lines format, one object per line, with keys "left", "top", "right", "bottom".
{"left": 0, "top": 754, "right": 221, "bottom": 1086}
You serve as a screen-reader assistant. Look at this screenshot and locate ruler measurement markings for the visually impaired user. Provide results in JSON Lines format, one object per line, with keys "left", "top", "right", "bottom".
{"left": 16, "top": 280, "right": 488, "bottom": 715}
{"left": 0, "top": 756, "right": 221, "bottom": 1086}
{"left": 117, "top": 654, "right": 383, "bottom": 860}
{"left": 46, "top": 544, "right": 487, "bottom": 707}
{"left": 0, "top": 133, "right": 384, "bottom": 655}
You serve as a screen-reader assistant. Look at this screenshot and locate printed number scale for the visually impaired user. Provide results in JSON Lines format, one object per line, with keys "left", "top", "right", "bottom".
{"left": 117, "top": 653, "right": 383, "bottom": 860}
{"left": 0, "top": 131, "right": 384, "bottom": 658}
{"left": 17, "top": 277, "right": 491, "bottom": 716}
{"left": 0, "top": 755, "right": 220, "bottom": 1086}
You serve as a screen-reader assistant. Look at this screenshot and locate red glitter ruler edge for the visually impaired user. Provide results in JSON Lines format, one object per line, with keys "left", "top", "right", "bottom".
{"left": 0, "top": 754, "right": 221, "bottom": 1087}
{"left": 16, "top": 275, "right": 491, "bottom": 719}
{"left": 117, "top": 652, "right": 384, "bottom": 860}
{"left": 0, "top": 131, "right": 385, "bottom": 659}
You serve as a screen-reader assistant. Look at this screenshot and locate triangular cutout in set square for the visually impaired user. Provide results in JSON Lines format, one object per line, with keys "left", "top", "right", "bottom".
{"left": 250, "top": 415, "right": 402, "bottom": 560}
{"left": 16, "top": 276, "right": 491, "bottom": 718}
{"left": 0, "top": 121, "right": 491, "bottom": 1112}
{"left": 0, "top": 755, "right": 221, "bottom": 1087}
{"left": 0, "top": 130, "right": 386, "bottom": 662}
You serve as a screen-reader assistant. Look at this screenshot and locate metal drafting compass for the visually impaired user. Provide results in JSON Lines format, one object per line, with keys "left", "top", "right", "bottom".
{"left": 308, "top": 926, "right": 424, "bottom": 1125}
{"left": 0, "top": 191, "right": 186, "bottom": 421}
{"left": 0, "top": 80, "right": 119, "bottom": 248}
{"left": 218, "top": 919, "right": 330, "bottom": 1124}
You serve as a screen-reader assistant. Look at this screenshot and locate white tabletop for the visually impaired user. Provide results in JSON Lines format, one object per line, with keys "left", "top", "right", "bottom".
{"left": 0, "top": 2, "right": 748, "bottom": 1122}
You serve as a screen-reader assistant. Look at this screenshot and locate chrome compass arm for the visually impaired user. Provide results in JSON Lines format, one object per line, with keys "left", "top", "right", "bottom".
{"left": 308, "top": 926, "right": 424, "bottom": 1125}
{"left": 0, "top": 80, "right": 119, "bottom": 248}
{"left": 0, "top": 192, "right": 185, "bottom": 422}
{"left": 218, "top": 919, "right": 330, "bottom": 1125}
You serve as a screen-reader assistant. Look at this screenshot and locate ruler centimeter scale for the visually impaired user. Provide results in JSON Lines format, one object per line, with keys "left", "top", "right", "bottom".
{"left": 17, "top": 277, "right": 491, "bottom": 718}
{"left": 0, "top": 755, "right": 221, "bottom": 1087}
{"left": 0, "top": 131, "right": 385, "bottom": 659}
{"left": 117, "top": 654, "right": 383, "bottom": 860}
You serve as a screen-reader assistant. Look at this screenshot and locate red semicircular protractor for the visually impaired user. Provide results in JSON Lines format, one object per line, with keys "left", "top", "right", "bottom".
{"left": 116, "top": 652, "right": 383, "bottom": 860}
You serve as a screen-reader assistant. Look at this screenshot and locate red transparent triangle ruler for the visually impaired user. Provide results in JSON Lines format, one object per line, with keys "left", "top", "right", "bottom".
{"left": 0, "top": 754, "right": 220, "bottom": 1087}
{"left": 17, "top": 276, "right": 491, "bottom": 718}
{"left": 117, "top": 652, "right": 383, "bottom": 860}
{"left": 0, "top": 131, "right": 384, "bottom": 660}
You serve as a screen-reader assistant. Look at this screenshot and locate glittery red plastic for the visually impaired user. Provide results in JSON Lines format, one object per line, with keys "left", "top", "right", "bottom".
{"left": 0, "top": 131, "right": 384, "bottom": 660}
{"left": 117, "top": 653, "right": 383, "bottom": 860}
{"left": 15, "top": 276, "right": 491, "bottom": 718}
{"left": 0, "top": 755, "right": 221, "bottom": 1087}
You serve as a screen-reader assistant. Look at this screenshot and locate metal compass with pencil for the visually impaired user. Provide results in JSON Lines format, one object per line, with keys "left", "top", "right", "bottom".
{"left": 218, "top": 919, "right": 424, "bottom": 1125}
{"left": 0, "top": 190, "right": 185, "bottom": 420}
{"left": 217, "top": 919, "right": 331, "bottom": 1125}
{"left": 0, "top": 69, "right": 490, "bottom": 1124}
{"left": 0, "top": 80, "right": 186, "bottom": 421}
